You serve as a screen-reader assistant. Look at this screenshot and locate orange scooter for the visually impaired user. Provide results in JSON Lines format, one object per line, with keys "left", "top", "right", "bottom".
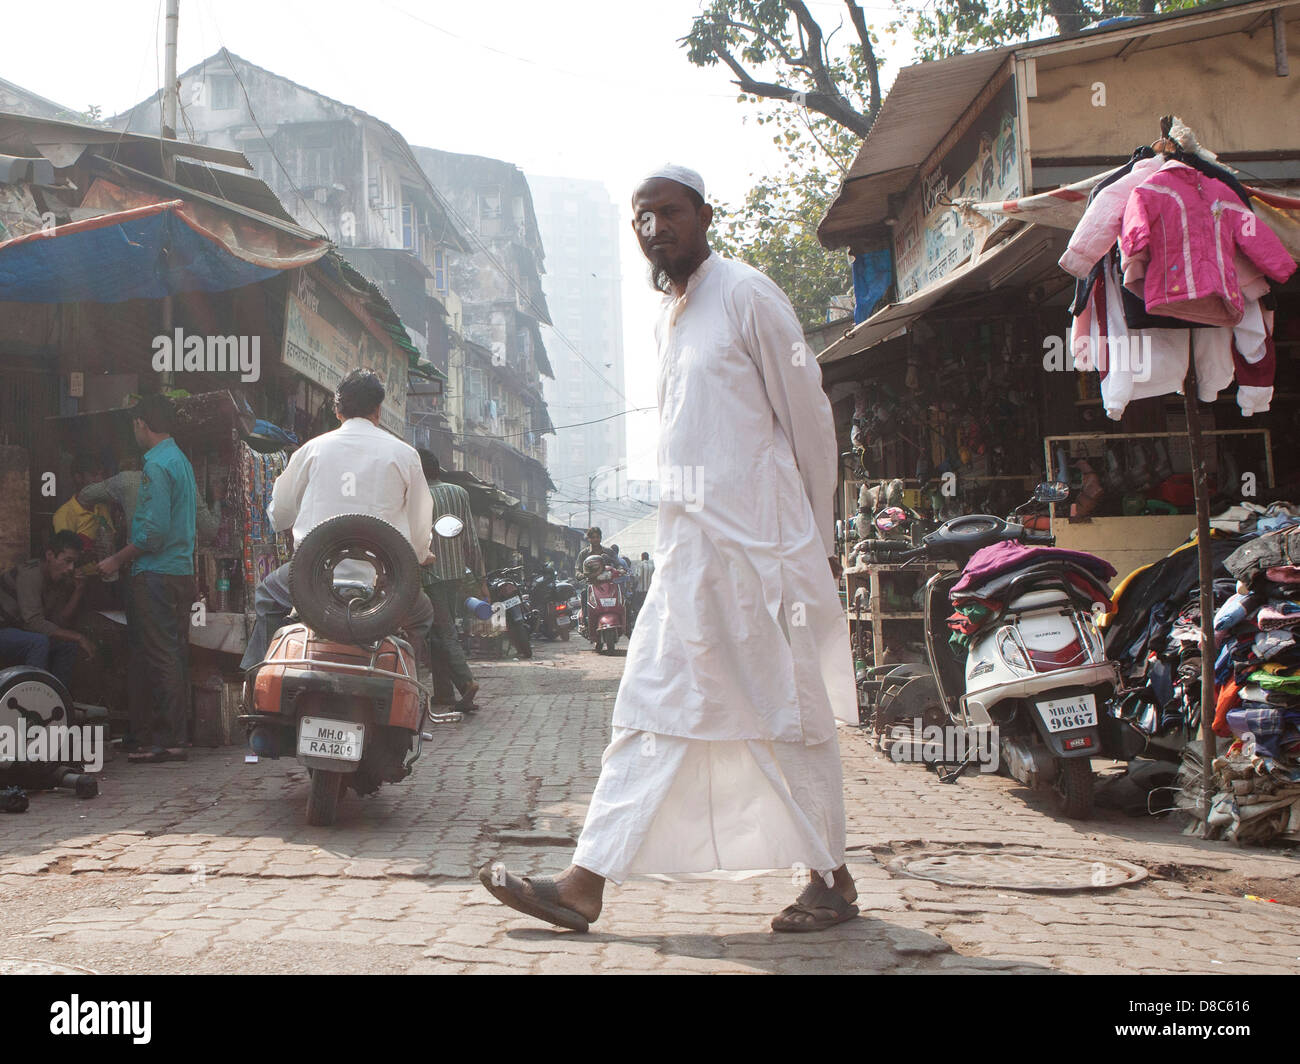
{"left": 241, "top": 513, "right": 464, "bottom": 825}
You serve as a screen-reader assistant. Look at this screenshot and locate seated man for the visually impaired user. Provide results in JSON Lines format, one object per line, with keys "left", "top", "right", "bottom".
{"left": 0, "top": 530, "right": 94, "bottom": 688}
{"left": 239, "top": 369, "right": 437, "bottom": 682}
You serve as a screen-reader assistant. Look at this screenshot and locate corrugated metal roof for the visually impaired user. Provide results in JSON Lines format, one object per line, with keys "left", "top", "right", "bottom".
{"left": 0, "top": 110, "right": 252, "bottom": 170}
{"left": 817, "top": 0, "right": 1295, "bottom": 249}
{"left": 87, "top": 154, "right": 324, "bottom": 242}
{"left": 817, "top": 48, "right": 1014, "bottom": 248}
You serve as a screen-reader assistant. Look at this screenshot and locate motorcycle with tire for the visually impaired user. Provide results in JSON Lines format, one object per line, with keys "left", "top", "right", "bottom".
{"left": 242, "top": 512, "right": 465, "bottom": 826}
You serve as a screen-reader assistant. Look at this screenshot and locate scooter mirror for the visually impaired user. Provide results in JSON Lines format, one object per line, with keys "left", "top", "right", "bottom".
{"left": 1033, "top": 481, "right": 1071, "bottom": 503}
{"left": 434, "top": 515, "right": 465, "bottom": 539}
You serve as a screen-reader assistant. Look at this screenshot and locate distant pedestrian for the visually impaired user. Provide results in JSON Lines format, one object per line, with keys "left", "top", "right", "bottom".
{"left": 628, "top": 552, "right": 654, "bottom": 630}
{"left": 419, "top": 449, "right": 485, "bottom": 711}
{"left": 80, "top": 459, "right": 218, "bottom": 748}
{"left": 97, "top": 395, "right": 199, "bottom": 764}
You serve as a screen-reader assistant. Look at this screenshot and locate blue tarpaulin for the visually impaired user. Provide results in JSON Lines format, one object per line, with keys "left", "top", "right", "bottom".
{"left": 852, "top": 248, "right": 893, "bottom": 324}
{"left": 0, "top": 199, "right": 286, "bottom": 303}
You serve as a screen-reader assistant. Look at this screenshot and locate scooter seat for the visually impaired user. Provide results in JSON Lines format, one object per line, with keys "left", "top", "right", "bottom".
{"left": 1006, "top": 588, "right": 1070, "bottom": 611}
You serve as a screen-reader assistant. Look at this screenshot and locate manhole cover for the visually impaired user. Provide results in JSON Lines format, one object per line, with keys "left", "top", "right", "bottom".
{"left": 0, "top": 957, "right": 98, "bottom": 975}
{"left": 887, "top": 850, "right": 1147, "bottom": 891}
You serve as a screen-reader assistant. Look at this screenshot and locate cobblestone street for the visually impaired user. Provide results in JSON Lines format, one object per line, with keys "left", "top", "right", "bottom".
{"left": 2, "top": 636, "right": 1299, "bottom": 975}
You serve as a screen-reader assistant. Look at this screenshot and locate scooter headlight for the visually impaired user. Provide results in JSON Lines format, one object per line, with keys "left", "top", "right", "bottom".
{"left": 997, "top": 627, "right": 1030, "bottom": 671}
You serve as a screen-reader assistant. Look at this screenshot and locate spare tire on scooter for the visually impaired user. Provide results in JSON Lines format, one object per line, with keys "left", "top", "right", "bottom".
{"left": 289, "top": 514, "right": 420, "bottom": 645}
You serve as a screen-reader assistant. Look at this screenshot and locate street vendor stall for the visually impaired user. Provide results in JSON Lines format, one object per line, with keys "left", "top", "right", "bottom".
{"left": 964, "top": 117, "right": 1300, "bottom": 832}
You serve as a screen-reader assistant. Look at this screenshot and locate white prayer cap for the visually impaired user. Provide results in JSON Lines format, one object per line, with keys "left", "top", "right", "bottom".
{"left": 640, "top": 164, "right": 706, "bottom": 201}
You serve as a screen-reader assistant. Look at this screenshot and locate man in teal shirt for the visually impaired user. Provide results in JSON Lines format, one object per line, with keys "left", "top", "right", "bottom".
{"left": 98, "top": 395, "right": 198, "bottom": 763}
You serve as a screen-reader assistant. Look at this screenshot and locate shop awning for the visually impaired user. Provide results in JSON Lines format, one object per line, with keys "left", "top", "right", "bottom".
{"left": 818, "top": 227, "right": 1060, "bottom": 365}
{"left": 0, "top": 181, "right": 330, "bottom": 303}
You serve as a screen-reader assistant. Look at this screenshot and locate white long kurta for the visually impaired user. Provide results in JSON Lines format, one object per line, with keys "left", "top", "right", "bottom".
{"left": 572, "top": 253, "right": 857, "bottom": 884}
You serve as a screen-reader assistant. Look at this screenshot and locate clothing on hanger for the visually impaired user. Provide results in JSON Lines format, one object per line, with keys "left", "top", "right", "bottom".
{"left": 1119, "top": 160, "right": 1295, "bottom": 327}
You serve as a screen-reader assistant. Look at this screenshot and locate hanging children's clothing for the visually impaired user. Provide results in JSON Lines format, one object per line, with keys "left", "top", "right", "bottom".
{"left": 1119, "top": 160, "right": 1295, "bottom": 327}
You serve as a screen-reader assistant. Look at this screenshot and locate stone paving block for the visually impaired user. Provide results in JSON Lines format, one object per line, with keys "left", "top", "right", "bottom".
{"left": 290, "top": 910, "right": 348, "bottom": 931}
{"left": 421, "top": 941, "right": 509, "bottom": 964}
{"left": 404, "top": 960, "right": 469, "bottom": 974}
{"left": 212, "top": 921, "right": 283, "bottom": 944}
{"left": 56, "top": 929, "right": 163, "bottom": 946}
{"left": 157, "top": 931, "right": 216, "bottom": 956}
{"left": 269, "top": 928, "right": 375, "bottom": 946}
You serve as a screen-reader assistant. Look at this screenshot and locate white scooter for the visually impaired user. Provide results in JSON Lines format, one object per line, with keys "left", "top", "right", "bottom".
{"left": 866, "top": 483, "right": 1119, "bottom": 817}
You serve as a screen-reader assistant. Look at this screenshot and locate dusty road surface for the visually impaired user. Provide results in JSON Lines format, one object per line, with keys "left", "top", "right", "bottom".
{"left": 2, "top": 636, "right": 1299, "bottom": 975}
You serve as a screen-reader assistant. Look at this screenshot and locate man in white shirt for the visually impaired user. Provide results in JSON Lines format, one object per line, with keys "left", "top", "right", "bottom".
{"left": 480, "top": 165, "right": 858, "bottom": 934}
{"left": 239, "top": 370, "right": 436, "bottom": 676}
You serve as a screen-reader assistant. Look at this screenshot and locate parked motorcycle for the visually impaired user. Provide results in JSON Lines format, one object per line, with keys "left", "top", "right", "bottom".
{"left": 581, "top": 555, "right": 627, "bottom": 654}
{"left": 242, "top": 513, "right": 465, "bottom": 826}
{"left": 862, "top": 483, "right": 1119, "bottom": 817}
{"left": 485, "top": 564, "right": 533, "bottom": 658}
{"left": 526, "top": 563, "right": 576, "bottom": 642}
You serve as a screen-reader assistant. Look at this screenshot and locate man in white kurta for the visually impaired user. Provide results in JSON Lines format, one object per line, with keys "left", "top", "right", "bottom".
{"left": 480, "top": 166, "right": 858, "bottom": 933}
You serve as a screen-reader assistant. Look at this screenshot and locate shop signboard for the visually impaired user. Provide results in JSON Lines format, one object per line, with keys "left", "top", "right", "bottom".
{"left": 893, "top": 82, "right": 1021, "bottom": 300}
{"left": 282, "top": 268, "right": 407, "bottom": 435}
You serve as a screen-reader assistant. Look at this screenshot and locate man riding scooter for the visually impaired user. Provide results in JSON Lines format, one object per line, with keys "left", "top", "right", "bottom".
{"left": 581, "top": 553, "right": 627, "bottom": 654}
{"left": 576, "top": 526, "right": 616, "bottom": 640}
{"left": 239, "top": 369, "right": 437, "bottom": 685}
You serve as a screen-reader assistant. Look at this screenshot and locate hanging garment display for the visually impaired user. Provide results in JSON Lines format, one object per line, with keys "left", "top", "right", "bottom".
{"left": 1119, "top": 160, "right": 1295, "bottom": 326}
{"left": 238, "top": 442, "right": 293, "bottom": 595}
{"left": 1063, "top": 150, "right": 1296, "bottom": 420}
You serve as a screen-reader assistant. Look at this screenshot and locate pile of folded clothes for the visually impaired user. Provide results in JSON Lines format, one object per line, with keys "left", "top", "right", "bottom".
{"left": 947, "top": 541, "right": 1115, "bottom": 657}
{"left": 1200, "top": 519, "right": 1300, "bottom": 841}
{"left": 1211, "top": 500, "right": 1300, "bottom": 535}
{"left": 1203, "top": 751, "right": 1300, "bottom": 844}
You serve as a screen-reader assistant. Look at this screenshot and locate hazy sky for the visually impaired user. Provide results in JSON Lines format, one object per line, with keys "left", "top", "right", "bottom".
{"left": 6, "top": 0, "right": 914, "bottom": 480}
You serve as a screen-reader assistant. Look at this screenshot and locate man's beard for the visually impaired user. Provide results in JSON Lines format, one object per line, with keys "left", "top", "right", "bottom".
{"left": 647, "top": 261, "right": 672, "bottom": 294}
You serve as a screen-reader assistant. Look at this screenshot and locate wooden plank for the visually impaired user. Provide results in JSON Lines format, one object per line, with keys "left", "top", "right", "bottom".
{"left": 0, "top": 446, "right": 29, "bottom": 571}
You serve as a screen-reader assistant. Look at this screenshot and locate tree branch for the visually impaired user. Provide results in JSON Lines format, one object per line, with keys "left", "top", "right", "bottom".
{"left": 786, "top": 0, "right": 838, "bottom": 97}
{"left": 717, "top": 18, "right": 803, "bottom": 68}
{"left": 712, "top": 40, "right": 874, "bottom": 137}
{"left": 844, "top": 0, "right": 882, "bottom": 120}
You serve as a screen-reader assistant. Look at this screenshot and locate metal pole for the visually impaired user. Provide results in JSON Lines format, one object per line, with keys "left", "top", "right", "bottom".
{"left": 162, "top": 0, "right": 179, "bottom": 164}
{"left": 1182, "top": 360, "right": 1217, "bottom": 833}
{"left": 159, "top": 0, "right": 179, "bottom": 390}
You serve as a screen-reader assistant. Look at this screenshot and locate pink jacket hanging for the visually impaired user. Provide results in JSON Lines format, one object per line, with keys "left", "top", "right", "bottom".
{"left": 1120, "top": 161, "right": 1295, "bottom": 327}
